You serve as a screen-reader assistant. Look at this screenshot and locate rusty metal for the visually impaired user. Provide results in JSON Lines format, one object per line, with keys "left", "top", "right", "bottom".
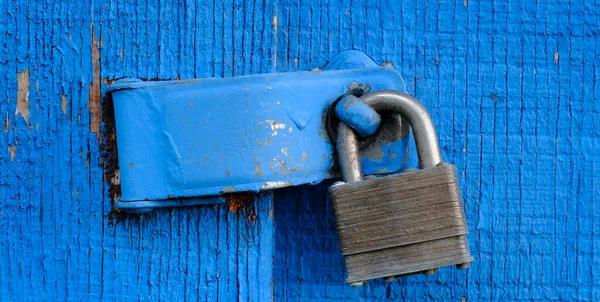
{"left": 330, "top": 91, "right": 473, "bottom": 284}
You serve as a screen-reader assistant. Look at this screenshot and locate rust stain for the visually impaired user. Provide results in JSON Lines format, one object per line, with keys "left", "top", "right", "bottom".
{"left": 89, "top": 23, "right": 101, "bottom": 136}
{"left": 61, "top": 94, "right": 67, "bottom": 115}
{"left": 554, "top": 51, "right": 559, "bottom": 64}
{"left": 4, "top": 117, "right": 10, "bottom": 132}
{"left": 99, "top": 83, "right": 122, "bottom": 208}
{"left": 8, "top": 145, "right": 16, "bottom": 161}
{"left": 227, "top": 192, "right": 257, "bottom": 223}
{"left": 272, "top": 15, "right": 278, "bottom": 30}
{"left": 17, "top": 68, "right": 30, "bottom": 123}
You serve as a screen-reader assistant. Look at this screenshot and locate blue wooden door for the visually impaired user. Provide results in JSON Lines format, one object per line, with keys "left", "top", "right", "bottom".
{"left": 2, "top": 0, "right": 599, "bottom": 300}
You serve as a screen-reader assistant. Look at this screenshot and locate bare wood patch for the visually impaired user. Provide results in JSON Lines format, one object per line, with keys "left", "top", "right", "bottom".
{"left": 89, "top": 23, "right": 101, "bottom": 136}
{"left": 8, "top": 145, "right": 16, "bottom": 161}
{"left": 61, "top": 94, "right": 67, "bottom": 115}
{"left": 17, "top": 69, "right": 30, "bottom": 123}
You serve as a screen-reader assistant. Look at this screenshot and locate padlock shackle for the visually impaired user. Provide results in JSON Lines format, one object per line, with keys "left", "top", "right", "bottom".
{"left": 336, "top": 90, "right": 442, "bottom": 183}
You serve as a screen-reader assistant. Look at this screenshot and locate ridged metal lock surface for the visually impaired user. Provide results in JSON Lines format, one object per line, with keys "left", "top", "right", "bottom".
{"left": 329, "top": 164, "right": 473, "bottom": 284}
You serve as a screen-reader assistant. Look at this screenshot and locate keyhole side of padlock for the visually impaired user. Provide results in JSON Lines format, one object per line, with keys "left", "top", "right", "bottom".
{"left": 336, "top": 90, "right": 443, "bottom": 183}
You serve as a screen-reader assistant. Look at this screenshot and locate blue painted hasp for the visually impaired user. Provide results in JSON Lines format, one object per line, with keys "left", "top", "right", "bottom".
{"left": 108, "top": 51, "right": 416, "bottom": 211}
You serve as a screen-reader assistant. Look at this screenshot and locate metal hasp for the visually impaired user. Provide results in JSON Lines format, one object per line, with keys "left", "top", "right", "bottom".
{"left": 107, "top": 51, "right": 418, "bottom": 213}
{"left": 330, "top": 91, "right": 473, "bottom": 285}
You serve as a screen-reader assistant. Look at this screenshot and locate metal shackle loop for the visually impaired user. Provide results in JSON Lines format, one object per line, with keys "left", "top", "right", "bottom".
{"left": 336, "top": 90, "right": 442, "bottom": 183}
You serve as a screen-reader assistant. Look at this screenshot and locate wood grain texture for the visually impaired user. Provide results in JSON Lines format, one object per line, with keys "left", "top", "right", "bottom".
{"left": 1, "top": 0, "right": 600, "bottom": 301}
{"left": 0, "top": 0, "right": 275, "bottom": 300}
{"left": 274, "top": 0, "right": 600, "bottom": 301}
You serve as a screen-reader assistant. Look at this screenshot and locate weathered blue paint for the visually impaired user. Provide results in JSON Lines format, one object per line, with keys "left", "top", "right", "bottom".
{"left": 108, "top": 51, "right": 412, "bottom": 212}
{"left": 2, "top": 0, "right": 600, "bottom": 301}
{"left": 335, "top": 95, "right": 381, "bottom": 137}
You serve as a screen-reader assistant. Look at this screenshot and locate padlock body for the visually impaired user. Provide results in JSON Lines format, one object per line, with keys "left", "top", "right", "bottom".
{"left": 329, "top": 164, "right": 473, "bottom": 283}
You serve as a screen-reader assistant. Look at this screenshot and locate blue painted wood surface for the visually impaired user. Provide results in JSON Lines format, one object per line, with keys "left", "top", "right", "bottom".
{"left": 2, "top": 0, "right": 600, "bottom": 301}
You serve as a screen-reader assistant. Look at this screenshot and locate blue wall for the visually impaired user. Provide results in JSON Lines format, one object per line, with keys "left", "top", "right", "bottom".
{"left": 1, "top": 0, "right": 599, "bottom": 300}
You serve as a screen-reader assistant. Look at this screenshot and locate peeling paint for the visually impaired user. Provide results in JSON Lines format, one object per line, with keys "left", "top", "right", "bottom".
{"left": 259, "top": 181, "right": 292, "bottom": 190}
{"left": 61, "top": 94, "right": 67, "bottom": 115}
{"left": 272, "top": 15, "right": 278, "bottom": 30}
{"left": 281, "top": 147, "right": 288, "bottom": 156}
{"left": 16, "top": 69, "right": 30, "bottom": 123}
{"left": 89, "top": 23, "right": 101, "bottom": 135}
{"left": 8, "top": 145, "right": 16, "bottom": 161}
{"left": 301, "top": 152, "right": 309, "bottom": 161}
{"left": 554, "top": 51, "right": 559, "bottom": 63}
{"left": 253, "top": 162, "right": 263, "bottom": 177}
{"left": 260, "top": 119, "right": 287, "bottom": 131}
{"left": 222, "top": 186, "right": 237, "bottom": 193}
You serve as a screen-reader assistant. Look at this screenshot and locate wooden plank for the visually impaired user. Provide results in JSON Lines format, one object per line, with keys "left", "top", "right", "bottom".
{"left": 0, "top": 0, "right": 276, "bottom": 300}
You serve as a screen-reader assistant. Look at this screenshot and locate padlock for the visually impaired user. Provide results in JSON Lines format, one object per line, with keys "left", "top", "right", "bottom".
{"left": 329, "top": 90, "right": 473, "bottom": 286}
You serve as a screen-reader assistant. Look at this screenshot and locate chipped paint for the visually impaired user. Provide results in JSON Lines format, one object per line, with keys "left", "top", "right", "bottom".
{"left": 253, "top": 162, "right": 263, "bottom": 177}
{"left": 260, "top": 120, "right": 286, "bottom": 136}
{"left": 4, "top": 117, "right": 10, "bottom": 132}
{"left": 260, "top": 120, "right": 287, "bottom": 131}
{"left": 8, "top": 145, "right": 16, "bottom": 161}
{"left": 300, "top": 152, "right": 309, "bottom": 161}
{"left": 61, "top": 94, "right": 67, "bottom": 115}
{"left": 16, "top": 69, "right": 30, "bottom": 123}
{"left": 281, "top": 147, "right": 288, "bottom": 156}
{"left": 89, "top": 23, "right": 101, "bottom": 134}
{"left": 259, "top": 181, "right": 292, "bottom": 190}
{"left": 272, "top": 15, "right": 278, "bottom": 30}
{"left": 222, "top": 186, "right": 237, "bottom": 193}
